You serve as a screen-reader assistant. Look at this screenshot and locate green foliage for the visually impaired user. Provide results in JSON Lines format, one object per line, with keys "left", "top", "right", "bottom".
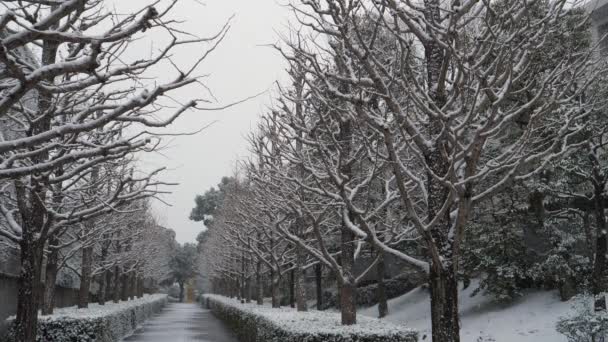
{"left": 189, "top": 177, "right": 236, "bottom": 226}
{"left": 463, "top": 197, "right": 592, "bottom": 302}
{"left": 169, "top": 243, "right": 198, "bottom": 285}
{"left": 463, "top": 208, "right": 536, "bottom": 301}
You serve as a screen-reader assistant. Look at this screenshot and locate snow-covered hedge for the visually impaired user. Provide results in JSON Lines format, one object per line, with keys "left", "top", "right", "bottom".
{"left": 203, "top": 294, "right": 418, "bottom": 342}
{"left": 4, "top": 294, "right": 167, "bottom": 342}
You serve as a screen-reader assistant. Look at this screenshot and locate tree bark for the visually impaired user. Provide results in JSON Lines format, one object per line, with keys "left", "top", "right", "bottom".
{"left": 289, "top": 269, "right": 295, "bottom": 308}
{"left": 315, "top": 263, "right": 323, "bottom": 310}
{"left": 113, "top": 266, "right": 121, "bottom": 303}
{"left": 256, "top": 260, "right": 264, "bottom": 305}
{"left": 241, "top": 253, "right": 246, "bottom": 304}
{"left": 295, "top": 245, "right": 308, "bottom": 311}
{"left": 420, "top": 0, "right": 461, "bottom": 339}
{"left": 121, "top": 272, "right": 129, "bottom": 301}
{"left": 41, "top": 245, "right": 58, "bottom": 315}
{"left": 137, "top": 277, "right": 145, "bottom": 298}
{"left": 340, "top": 221, "right": 357, "bottom": 325}
{"left": 98, "top": 270, "right": 109, "bottom": 305}
{"left": 179, "top": 281, "right": 185, "bottom": 302}
{"left": 271, "top": 269, "right": 280, "bottom": 308}
{"left": 14, "top": 20, "right": 59, "bottom": 340}
{"left": 15, "top": 238, "right": 44, "bottom": 342}
{"left": 98, "top": 236, "right": 111, "bottom": 305}
{"left": 429, "top": 264, "right": 460, "bottom": 342}
{"left": 377, "top": 251, "right": 388, "bottom": 318}
{"left": 245, "top": 276, "right": 252, "bottom": 303}
{"left": 78, "top": 246, "right": 93, "bottom": 308}
{"left": 130, "top": 272, "right": 138, "bottom": 299}
{"left": 592, "top": 178, "right": 607, "bottom": 311}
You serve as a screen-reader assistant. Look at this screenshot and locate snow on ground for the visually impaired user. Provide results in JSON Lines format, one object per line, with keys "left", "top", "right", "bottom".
{"left": 360, "top": 282, "right": 573, "bottom": 342}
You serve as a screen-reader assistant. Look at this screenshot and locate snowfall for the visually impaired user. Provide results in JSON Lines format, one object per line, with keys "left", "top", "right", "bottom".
{"left": 361, "top": 281, "right": 574, "bottom": 342}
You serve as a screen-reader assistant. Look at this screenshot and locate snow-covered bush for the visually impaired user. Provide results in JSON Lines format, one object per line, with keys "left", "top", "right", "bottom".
{"left": 203, "top": 294, "right": 418, "bottom": 342}
{"left": 557, "top": 295, "right": 608, "bottom": 342}
{"left": 3, "top": 294, "right": 167, "bottom": 342}
{"left": 462, "top": 199, "right": 590, "bottom": 302}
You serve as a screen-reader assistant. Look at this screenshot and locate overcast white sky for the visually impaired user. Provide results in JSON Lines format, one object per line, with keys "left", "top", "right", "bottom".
{"left": 114, "top": 0, "right": 292, "bottom": 243}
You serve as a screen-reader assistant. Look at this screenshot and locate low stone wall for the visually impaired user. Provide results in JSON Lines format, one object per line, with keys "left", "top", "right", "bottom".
{"left": 203, "top": 294, "right": 418, "bottom": 342}
{"left": 3, "top": 294, "right": 167, "bottom": 342}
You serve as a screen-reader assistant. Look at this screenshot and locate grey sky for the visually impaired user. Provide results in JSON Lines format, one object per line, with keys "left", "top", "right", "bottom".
{"left": 114, "top": 0, "right": 291, "bottom": 243}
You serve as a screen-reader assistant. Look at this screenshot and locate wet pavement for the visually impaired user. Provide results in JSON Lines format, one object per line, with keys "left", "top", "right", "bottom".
{"left": 123, "top": 303, "right": 239, "bottom": 342}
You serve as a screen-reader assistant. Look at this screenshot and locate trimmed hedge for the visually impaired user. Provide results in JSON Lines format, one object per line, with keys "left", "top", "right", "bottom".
{"left": 4, "top": 294, "right": 167, "bottom": 342}
{"left": 203, "top": 294, "right": 418, "bottom": 342}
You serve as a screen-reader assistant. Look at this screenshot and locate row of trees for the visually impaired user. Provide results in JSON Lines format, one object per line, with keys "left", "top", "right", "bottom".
{"left": 197, "top": 1, "right": 608, "bottom": 342}
{"left": 0, "top": 1, "right": 225, "bottom": 341}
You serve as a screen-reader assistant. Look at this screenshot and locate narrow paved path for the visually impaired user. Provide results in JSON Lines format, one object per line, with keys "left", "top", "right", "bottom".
{"left": 123, "top": 302, "right": 238, "bottom": 342}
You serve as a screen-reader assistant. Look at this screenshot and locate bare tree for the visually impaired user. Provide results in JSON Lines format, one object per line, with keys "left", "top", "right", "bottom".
{"left": 281, "top": 0, "right": 604, "bottom": 340}
{"left": 0, "top": 1, "right": 230, "bottom": 340}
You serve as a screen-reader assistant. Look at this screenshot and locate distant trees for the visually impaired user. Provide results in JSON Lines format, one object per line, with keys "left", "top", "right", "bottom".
{"left": 190, "top": 177, "right": 237, "bottom": 226}
{"left": 169, "top": 243, "right": 198, "bottom": 302}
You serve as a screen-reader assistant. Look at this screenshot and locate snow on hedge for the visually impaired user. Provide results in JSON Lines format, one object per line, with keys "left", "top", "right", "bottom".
{"left": 4, "top": 294, "right": 167, "bottom": 342}
{"left": 203, "top": 294, "right": 417, "bottom": 342}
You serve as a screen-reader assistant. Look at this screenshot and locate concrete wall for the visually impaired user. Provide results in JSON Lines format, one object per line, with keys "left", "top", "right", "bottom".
{"left": 0, "top": 273, "right": 80, "bottom": 334}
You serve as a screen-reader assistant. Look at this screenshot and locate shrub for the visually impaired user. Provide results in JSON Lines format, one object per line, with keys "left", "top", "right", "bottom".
{"left": 4, "top": 294, "right": 167, "bottom": 342}
{"left": 203, "top": 294, "right": 418, "bottom": 342}
{"left": 557, "top": 295, "right": 608, "bottom": 342}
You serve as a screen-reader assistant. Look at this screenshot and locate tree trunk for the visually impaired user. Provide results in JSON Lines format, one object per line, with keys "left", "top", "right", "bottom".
{"left": 245, "top": 276, "right": 252, "bottom": 303}
{"left": 121, "top": 272, "right": 129, "bottom": 301}
{"left": 138, "top": 277, "right": 145, "bottom": 298}
{"left": 315, "top": 263, "right": 323, "bottom": 310}
{"left": 289, "top": 269, "right": 295, "bottom": 308}
{"left": 113, "top": 267, "right": 121, "bottom": 303}
{"left": 271, "top": 269, "right": 280, "bottom": 308}
{"left": 592, "top": 180, "right": 607, "bottom": 312}
{"left": 295, "top": 246, "right": 308, "bottom": 311}
{"left": 15, "top": 238, "right": 44, "bottom": 342}
{"left": 340, "top": 223, "right": 356, "bottom": 325}
{"left": 377, "top": 251, "right": 388, "bottom": 318}
{"left": 245, "top": 257, "right": 252, "bottom": 303}
{"left": 421, "top": 0, "right": 460, "bottom": 340}
{"left": 98, "top": 270, "right": 108, "bottom": 305}
{"left": 129, "top": 272, "right": 137, "bottom": 300}
{"left": 78, "top": 246, "right": 93, "bottom": 308}
{"left": 41, "top": 246, "right": 59, "bottom": 315}
{"left": 98, "top": 237, "right": 110, "bottom": 305}
{"left": 336, "top": 112, "right": 356, "bottom": 325}
{"left": 13, "top": 12, "right": 59, "bottom": 342}
{"left": 256, "top": 261, "right": 263, "bottom": 305}
{"left": 179, "top": 281, "right": 185, "bottom": 302}
{"left": 429, "top": 263, "right": 460, "bottom": 342}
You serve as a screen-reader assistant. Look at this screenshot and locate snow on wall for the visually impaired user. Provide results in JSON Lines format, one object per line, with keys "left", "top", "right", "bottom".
{"left": 3, "top": 294, "right": 167, "bottom": 342}
{"left": 203, "top": 294, "right": 418, "bottom": 342}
